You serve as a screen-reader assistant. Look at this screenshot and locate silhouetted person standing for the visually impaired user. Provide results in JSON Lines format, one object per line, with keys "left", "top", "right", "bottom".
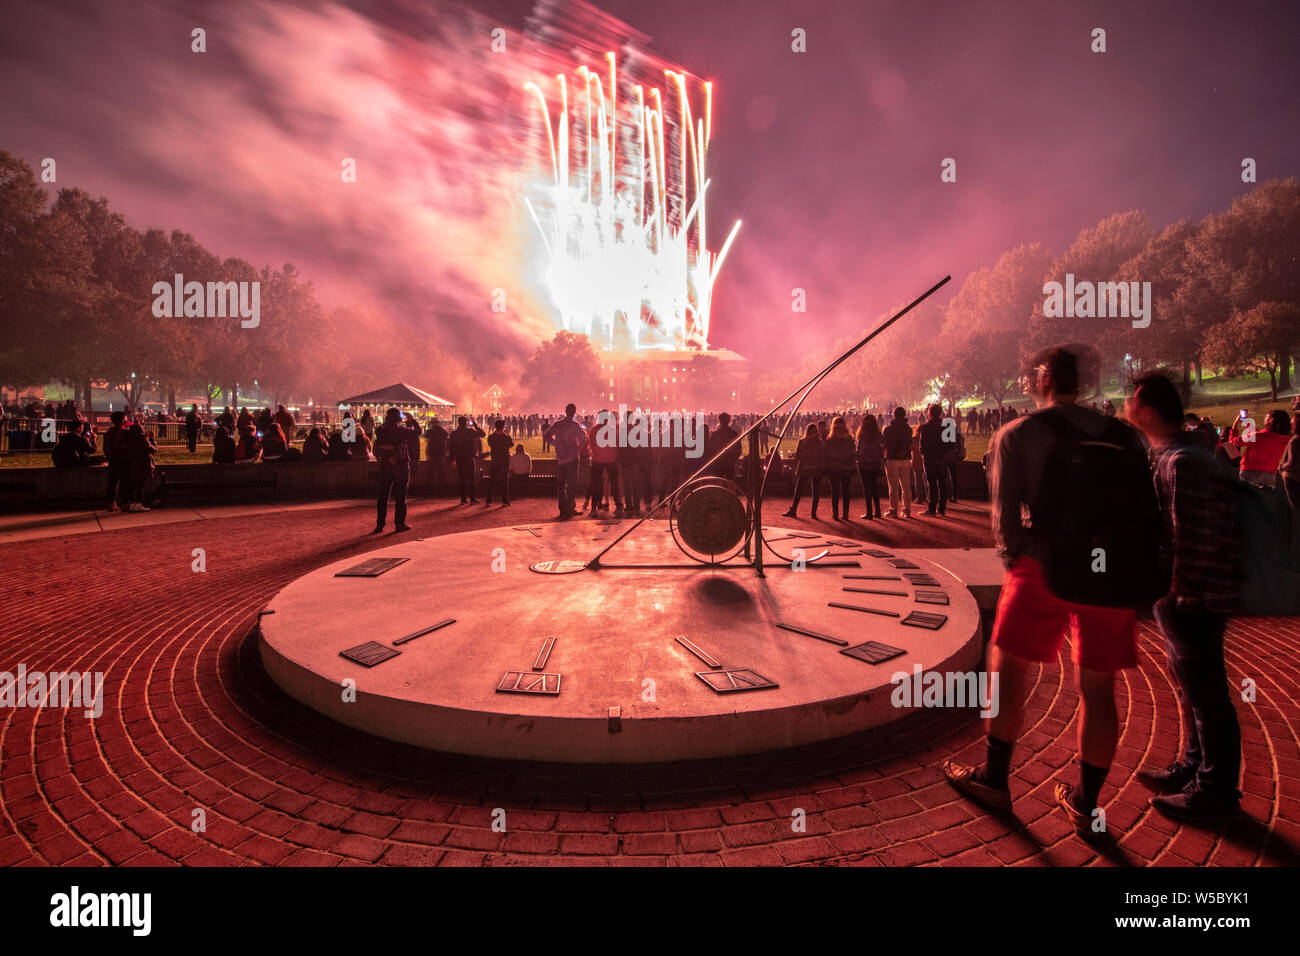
{"left": 944, "top": 346, "right": 1155, "bottom": 834}
{"left": 485, "top": 419, "right": 513, "bottom": 506}
{"left": 856, "top": 415, "right": 885, "bottom": 519}
{"left": 882, "top": 407, "right": 913, "bottom": 518}
{"left": 448, "top": 415, "right": 485, "bottom": 504}
{"left": 544, "top": 404, "right": 587, "bottom": 518}
{"left": 404, "top": 414, "right": 422, "bottom": 486}
{"left": 184, "top": 405, "right": 201, "bottom": 452}
{"left": 823, "top": 416, "right": 856, "bottom": 521}
{"left": 104, "top": 411, "right": 129, "bottom": 511}
{"left": 1128, "top": 374, "right": 1242, "bottom": 822}
{"left": 424, "top": 417, "right": 448, "bottom": 493}
{"left": 706, "top": 412, "right": 740, "bottom": 481}
{"left": 783, "top": 423, "right": 825, "bottom": 519}
{"left": 918, "top": 403, "right": 949, "bottom": 516}
{"left": 372, "top": 407, "right": 411, "bottom": 533}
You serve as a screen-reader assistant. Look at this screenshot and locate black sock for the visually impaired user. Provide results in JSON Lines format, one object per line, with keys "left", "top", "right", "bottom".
{"left": 982, "top": 734, "right": 1014, "bottom": 788}
{"left": 1073, "top": 760, "right": 1109, "bottom": 813}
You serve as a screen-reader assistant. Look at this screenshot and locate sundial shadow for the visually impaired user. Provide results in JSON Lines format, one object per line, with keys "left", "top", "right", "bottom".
{"left": 690, "top": 575, "right": 756, "bottom": 610}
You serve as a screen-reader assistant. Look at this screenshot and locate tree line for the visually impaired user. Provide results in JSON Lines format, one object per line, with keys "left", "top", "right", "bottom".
{"left": 752, "top": 178, "right": 1300, "bottom": 409}
{"left": 0, "top": 151, "right": 464, "bottom": 415}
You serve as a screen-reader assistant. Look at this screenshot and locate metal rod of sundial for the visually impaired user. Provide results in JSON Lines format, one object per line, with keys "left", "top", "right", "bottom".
{"left": 750, "top": 429, "right": 764, "bottom": 578}
{"left": 586, "top": 275, "right": 951, "bottom": 570}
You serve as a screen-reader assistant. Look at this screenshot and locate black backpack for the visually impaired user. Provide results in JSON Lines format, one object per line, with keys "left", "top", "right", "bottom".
{"left": 373, "top": 427, "right": 409, "bottom": 470}
{"left": 1029, "top": 408, "right": 1167, "bottom": 608}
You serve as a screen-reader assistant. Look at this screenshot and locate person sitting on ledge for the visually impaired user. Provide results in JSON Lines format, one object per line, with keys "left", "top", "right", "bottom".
{"left": 51, "top": 419, "right": 98, "bottom": 467}
{"left": 509, "top": 442, "right": 532, "bottom": 485}
{"left": 354, "top": 424, "right": 374, "bottom": 460}
{"left": 213, "top": 423, "right": 236, "bottom": 464}
{"left": 302, "top": 426, "right": 328, "bottom": 462}
{"left": 261, "top": 422, "right": 288, "bottom": 461}
{"left": 235, "top": 426, "right": 262, "bottom": 462}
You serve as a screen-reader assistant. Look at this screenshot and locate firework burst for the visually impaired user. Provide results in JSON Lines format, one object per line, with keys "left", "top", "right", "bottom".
{"left": 524, "top": 53, "right": 741, "bottom": 351}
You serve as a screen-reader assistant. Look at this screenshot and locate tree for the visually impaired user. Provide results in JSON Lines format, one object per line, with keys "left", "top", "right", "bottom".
{"left": 942, "top": 243, "right": 1054, "bottom": 407}
{"left": 1202, "top": 302, "right": 1299, "bottom": 400}
{"left": 1027, "top": 211, "right": 1154, "bottom": 372}
{"left": 248, "top": 263, "right": 324, "bottom": 408}
{"left": 1186, "top": 178, "right": 1300, "bottom": 391}
{"left": 52, "top": 189, "right": 158, "bottom": 413}
{"left": 1114, "top": 218, "right": 1205, "bottom": 400}
{"left": 0, "top": 153, "right": 94, "bottom": 390}
{"left": 521, "top": 331, "right": 600, "bottom": 410}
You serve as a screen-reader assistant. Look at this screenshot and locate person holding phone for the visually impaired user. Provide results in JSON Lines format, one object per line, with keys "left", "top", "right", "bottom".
{"left": 1230, "top": 408, "right": 1291, "bottom": 487}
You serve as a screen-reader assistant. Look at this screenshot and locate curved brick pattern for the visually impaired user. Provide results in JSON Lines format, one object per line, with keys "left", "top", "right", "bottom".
{"left": 1, "top": 499, "right": 1297, "bottom": 867}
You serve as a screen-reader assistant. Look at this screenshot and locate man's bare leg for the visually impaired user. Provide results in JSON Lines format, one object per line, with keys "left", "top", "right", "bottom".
{"left": 1058, "top": 664, "right": 1119, "bottom": 823}
{"left": 942, "top": 645, "right": 1034, "bottom": 809}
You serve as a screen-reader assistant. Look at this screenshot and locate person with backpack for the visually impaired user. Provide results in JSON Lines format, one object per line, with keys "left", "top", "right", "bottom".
{"left": 372, "top": 407, "right": 411, "bottom": 533}
{"left": 1126, "top": 373, "right": 1242, "bottom": 821}
{"left": 944, "top": 346, "right": 1163, "bottom": 835}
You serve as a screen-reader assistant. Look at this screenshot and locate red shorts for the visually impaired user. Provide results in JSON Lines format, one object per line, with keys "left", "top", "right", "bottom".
{"left": 990, "top": 556, "right": 1137, "bottom": 672}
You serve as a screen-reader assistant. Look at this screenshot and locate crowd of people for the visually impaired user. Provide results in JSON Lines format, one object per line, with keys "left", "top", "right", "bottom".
{"left": 14, "top": 387, "right": 1300, "bottom": 538}
{"left": 781, "top": 405, "right": 969, "bottom": 521}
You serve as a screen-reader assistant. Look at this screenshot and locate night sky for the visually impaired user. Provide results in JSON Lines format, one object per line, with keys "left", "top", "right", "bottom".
{"left": 2, "top": 0, "right": 1297, "bottom": 384}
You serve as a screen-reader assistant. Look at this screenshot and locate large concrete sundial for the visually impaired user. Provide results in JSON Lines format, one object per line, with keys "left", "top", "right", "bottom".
{"left": 259, "top": 522, "right": 981, "bottom": 763}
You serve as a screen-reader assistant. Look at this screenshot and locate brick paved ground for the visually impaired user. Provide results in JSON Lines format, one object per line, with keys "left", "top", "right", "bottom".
{"left": 1, "top": 496, "right": 1297, "bottom": 866}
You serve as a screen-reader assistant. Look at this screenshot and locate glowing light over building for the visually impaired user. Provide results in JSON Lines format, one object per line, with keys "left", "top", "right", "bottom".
{"left": 524, "top": 53, "right": 741, "bottom": 351}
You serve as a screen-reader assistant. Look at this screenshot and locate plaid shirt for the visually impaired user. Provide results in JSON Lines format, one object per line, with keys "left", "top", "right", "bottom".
{"left": 1151, "top": 433, "right": 1240, "bottom": 613}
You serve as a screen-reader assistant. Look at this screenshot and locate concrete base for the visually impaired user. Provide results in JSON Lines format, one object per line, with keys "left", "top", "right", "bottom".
{"left": 919, "top": 548, "right": 1005, "bottom": 613}
{"left": 259, "top": 522, "right": 984, "bottom": 763}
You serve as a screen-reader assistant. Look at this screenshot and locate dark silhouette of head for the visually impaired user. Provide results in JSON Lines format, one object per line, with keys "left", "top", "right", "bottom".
{"left": 1027, "top": 346, "right": 1081, "bottom": 402}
